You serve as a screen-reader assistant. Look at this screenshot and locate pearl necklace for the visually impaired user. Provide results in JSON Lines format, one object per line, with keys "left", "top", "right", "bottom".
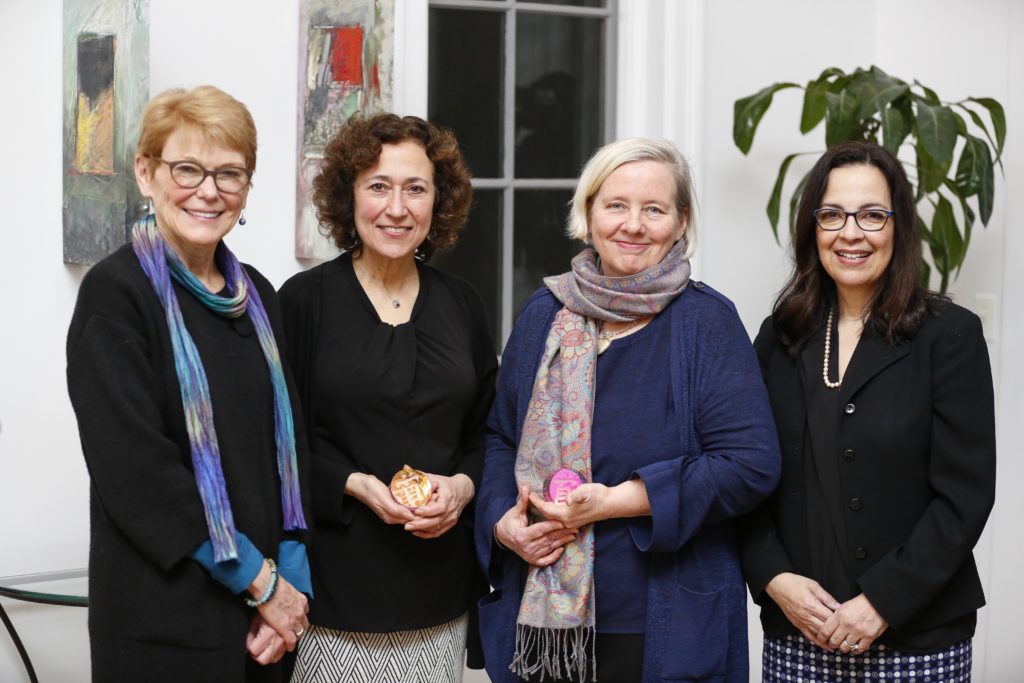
{"left": 596, "top": 318, "right": 646, "bottom": 355}
{"left": 822, "top": 308, "right": 841, "bottom": 389}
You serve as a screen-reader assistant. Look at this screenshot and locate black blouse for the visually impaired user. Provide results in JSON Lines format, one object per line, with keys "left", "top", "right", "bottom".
{"left": 279, "top": 253, "right": 497, "bottom": 632}
{"left": 800, "top": 322, "right": 858, "bottom": 604}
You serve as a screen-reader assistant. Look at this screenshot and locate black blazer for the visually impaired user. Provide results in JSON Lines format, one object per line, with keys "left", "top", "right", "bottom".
{"left": 740, "top": 300, "right": 996, "bottom": 649}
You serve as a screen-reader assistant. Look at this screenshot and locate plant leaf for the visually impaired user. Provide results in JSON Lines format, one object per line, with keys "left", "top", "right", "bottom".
{"left": 915, "top": 140, "right": 948, "bottom": 194}
{"left": 849, "top": 69, "right": 909, "bottom": 120}
{"left": 944, "top": 178, "right": 976, "bottom": 227}
{"left": 913, "top": 79, "right": 941, "bottom": 105}
{"left": 799, "top": 68, "right": 846, "bottom": 133}
{"left": 978, "top": 157, "right": 995, "bottom": 226}
{"left": 952, "top": 111, "right": 969, "bottom": 136}
{"left": 788, "top": 170, "right": 811, "bottom": 239}
{"left": 825, "top": 90, "right": 863, "bottom": 146}
{"left": 955, "top": 103, "right": 1002, "bottom": 171}
{"left": 882, "top": 99, "right": 912, "bottom": 154}
{"left": 933, "top": 195, "right": 964, "bottom": 271}
{"left": 969, "top": 97, "right": 1006, "bottom": 160}
{"left": 915, "top": 101, "right": 958, "bottom": 167}
{"left": 954, "top": 134, "right": 991, "bottom": 197}
{"left": 767, "top": 153, "right": 801, "bottom": 241}
{"left": 733, "top": 82, "right": 800, "bottom": 154}
{"left": 801, "top": 80, "right": 829, "bottom": 133}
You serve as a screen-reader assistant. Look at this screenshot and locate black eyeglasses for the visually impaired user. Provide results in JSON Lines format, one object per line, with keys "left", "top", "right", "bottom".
{"left": 812, "top": 208, "right": 893, "bottom": 232}
{"left": 152, "top": 158, "right": 252, "bottom": 194}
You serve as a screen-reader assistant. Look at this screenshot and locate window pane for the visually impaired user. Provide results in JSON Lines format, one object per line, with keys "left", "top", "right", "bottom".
{"left": 429, "top": 9, "right": 504, "bottom": 178}
{"left": 515, "top": 13, "right": 604, "bottom": 178}
{"left": 513, "top": 189, "right": 584, "bottom": 315}
{"left": 526, "top": 0, "right": 607, "bottom": 6}
{"left": 431, "top": 189, "right": 503, "bottom": 349}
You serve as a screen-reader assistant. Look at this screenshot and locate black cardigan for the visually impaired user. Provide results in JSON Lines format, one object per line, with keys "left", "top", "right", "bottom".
{"left": 66, "top": 245, "right": 311, "bottom": 682}
{"left": 740, "top": 300, "right": 996, "bottom": 651}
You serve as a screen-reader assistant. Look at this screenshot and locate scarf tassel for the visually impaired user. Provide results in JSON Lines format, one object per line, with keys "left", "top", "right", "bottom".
{"left": 510, "top": 624, "right": 596, "bottom": 683}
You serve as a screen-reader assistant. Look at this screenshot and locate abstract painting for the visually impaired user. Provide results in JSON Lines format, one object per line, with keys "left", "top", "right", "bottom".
{"left": 63, "top": 0, "right": 149, "bottom": 266}
{"left": 296, "top": 0, "right": 394, "bottom": 260}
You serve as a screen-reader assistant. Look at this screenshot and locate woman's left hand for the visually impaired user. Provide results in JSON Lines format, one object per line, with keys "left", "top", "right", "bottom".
{"left": 405, "top": 473, "right": 475, "bottom": 539}
{"left": 817, "top": 593, "right": 888, "bottom": 655}
{"left": 246, "top": 613, "right": 288, "bottom": 665}
{"left": 529, "top": 479, "right": 650, "bottom": 529}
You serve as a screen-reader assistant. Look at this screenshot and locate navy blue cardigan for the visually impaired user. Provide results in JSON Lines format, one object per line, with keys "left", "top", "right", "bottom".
{"left": 475, "top": 283, "right": 781, "bottom": 682}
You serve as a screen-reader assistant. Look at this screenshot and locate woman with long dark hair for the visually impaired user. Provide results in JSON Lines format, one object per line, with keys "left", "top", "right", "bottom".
{"left": 742, "top": 141, "right": 996, "bottom": 681}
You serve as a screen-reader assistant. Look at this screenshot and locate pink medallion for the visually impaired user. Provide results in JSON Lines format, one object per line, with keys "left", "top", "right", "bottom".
{"left": 545, "top": 468, "right": 583, "bottom": 504}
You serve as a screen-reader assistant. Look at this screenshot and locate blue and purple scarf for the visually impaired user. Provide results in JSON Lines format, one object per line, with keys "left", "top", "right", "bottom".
{"left": 131, "top": 214, "right": 306, "bottom": 562}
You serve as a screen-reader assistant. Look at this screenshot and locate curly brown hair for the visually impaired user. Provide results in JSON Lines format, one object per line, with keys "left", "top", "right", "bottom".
{"left": 312, "top": 113, "right": 472, "bottom": 262}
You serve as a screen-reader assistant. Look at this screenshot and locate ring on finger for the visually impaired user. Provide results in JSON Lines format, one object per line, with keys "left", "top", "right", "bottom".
{"left": 296, "top": 627, "right": 306, "bottom": 639}
{"left": 849, "top": 642, "right": 861, "bottom": 652}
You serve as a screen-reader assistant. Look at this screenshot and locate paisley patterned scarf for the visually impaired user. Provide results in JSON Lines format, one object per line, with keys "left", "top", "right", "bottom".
{"left": 510, "top": 239, "right": 691, "bottom": 681}
{"left": 131, "top": 214, "right": 306, "bottom": 562}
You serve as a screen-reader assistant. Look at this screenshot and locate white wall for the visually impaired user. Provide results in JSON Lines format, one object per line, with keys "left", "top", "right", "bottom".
{"left": 1, "top": 0, "right": 1020, "bottom": 680}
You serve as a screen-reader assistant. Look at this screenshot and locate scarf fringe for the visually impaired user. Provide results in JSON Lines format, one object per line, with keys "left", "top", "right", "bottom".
{"left": 510, "top": 624, "right": 596, "bottom": 683}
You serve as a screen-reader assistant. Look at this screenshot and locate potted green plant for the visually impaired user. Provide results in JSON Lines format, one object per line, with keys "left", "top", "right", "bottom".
{"left": 733, "top": 65, "right": 1005, "bottom": 292}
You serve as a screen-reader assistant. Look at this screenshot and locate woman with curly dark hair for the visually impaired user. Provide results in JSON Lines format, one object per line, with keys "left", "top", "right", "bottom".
{"left": 280, "top": 113, "right": 497, "bottom": 682}
{"left": 741, "top": 141, "right": 996, "bottom": 681}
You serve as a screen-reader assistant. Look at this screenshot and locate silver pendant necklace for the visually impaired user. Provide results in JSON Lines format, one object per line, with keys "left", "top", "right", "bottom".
{"left": 355, "top": 262, "right": 403, "bottom": 309}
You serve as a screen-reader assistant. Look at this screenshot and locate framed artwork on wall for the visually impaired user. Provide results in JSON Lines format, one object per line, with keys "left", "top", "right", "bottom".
{"left": 295, "top": 0, "right": 394, "bottom": 260}
{"left": 62, "top": 0, "right": 149, "bottom": 266}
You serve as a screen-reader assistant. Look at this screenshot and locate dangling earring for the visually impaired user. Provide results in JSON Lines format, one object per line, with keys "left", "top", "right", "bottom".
{"left": 238, "top": 212, "right": 246, "bottom": 226}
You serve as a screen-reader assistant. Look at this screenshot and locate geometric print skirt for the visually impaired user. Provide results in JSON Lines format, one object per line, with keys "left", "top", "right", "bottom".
{"left": 763, "top": 634, "right": 973, "bottom": 682}
{"left": 290, "top": 612, "right": 468, "bottom": 683}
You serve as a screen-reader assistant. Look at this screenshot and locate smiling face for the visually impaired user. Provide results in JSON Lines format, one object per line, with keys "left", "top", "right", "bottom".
{"left": 816, "top": 164, "right": 895, "bottom": 302}
{"left": 588, "top": 160, "right": 687, "bottom": 278}
{"left": 134, "top": 127, "right": 248, "bottom": 261}
{"left": 353, "top": 140, "right": 435, "bottom": 264}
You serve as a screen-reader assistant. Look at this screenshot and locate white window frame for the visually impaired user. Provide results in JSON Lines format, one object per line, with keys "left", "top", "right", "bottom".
{"left": 395, "top": 0, "right": 706, "bottom": 336}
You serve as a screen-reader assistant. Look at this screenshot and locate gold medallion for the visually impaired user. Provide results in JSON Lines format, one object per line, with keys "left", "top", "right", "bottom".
{"left": 390, "top": 465, "right": 433, "bottom": 508}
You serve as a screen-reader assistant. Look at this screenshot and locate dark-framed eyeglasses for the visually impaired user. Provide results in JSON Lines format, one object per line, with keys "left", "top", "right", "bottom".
{"left": 152, "top": 157, "right": 252, "bottom": 194}
{"left": 812, "top": 208, "right": 893, "bottom": 232}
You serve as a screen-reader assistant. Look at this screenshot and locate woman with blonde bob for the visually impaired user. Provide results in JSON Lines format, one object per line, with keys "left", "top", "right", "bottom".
{"left": 475, "top": 138, "right": 780, "bottom": 682}
{"left": 67, "top": 86, "right": 311, "bottom": 682}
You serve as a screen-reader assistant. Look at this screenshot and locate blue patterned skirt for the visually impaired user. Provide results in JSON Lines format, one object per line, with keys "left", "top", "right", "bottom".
{"left": 763, "top": 634, "right": 972, "bottom": 682}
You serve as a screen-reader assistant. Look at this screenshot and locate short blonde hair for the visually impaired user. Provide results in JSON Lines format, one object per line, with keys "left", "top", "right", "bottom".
{"left": 568, "top": 137, "right": 698, "bottom": 258}
{"left": 136, "top": 85, "right": 257, "bottom": 174}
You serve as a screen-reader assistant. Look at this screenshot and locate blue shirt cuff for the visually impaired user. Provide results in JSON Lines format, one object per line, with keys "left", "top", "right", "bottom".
{"left": 190, "top": 534, "right": 263, "bottom": 595}
{"left": 278, "top": 540, "right": 313, "bottom": 598}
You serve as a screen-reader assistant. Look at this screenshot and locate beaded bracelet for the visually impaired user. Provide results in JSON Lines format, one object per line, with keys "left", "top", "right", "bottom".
{"left": 244, "top": 558, "right": 278, "bottom": 607}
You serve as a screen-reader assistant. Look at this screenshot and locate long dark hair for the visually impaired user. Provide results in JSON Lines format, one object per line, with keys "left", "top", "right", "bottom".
{"left": 773, "top": 141, "right": 941, "bottom": 355}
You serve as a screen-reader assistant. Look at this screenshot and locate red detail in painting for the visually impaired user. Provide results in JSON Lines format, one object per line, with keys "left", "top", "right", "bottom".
{"left": 372, "top": 62, "right": 381, "bottom": 96}
{"left": 330, "top": 26, "right": 363, "bottom": 86}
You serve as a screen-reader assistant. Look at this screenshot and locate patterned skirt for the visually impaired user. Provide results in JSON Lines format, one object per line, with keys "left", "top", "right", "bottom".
{"left": 763, "top": 634, "right": 972, "bottom": 682}
{"left": 291, "top": 613, "right": 468, "bottom": 683}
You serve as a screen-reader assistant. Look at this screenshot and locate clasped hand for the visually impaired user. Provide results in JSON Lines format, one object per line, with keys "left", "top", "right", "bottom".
{"left": 765, "top": 573, "right": 888, "bottom": 655}
{"left": 245, "top": 560, "right": 309, "bottom": 664}
{"left": 346, "top": 471, "right": 474, "bottom": 539}
{"left": 494, "top": 485, "right": 578, "bottom": 567}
